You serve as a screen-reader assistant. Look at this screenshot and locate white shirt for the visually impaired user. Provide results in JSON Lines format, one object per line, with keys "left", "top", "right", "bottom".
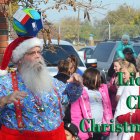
{"left": 115, "top": 84, "right": 139, "bottom": 118}
{"left": 116, "top": 86, "right": 125, "bottom": 96}
{"left": 87, "top": 89, "right": 103, "bottom": 124}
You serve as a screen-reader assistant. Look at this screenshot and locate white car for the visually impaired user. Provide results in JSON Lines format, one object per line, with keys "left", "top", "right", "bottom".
{"left": 41, "top": 39, "right": 86, "bottom": 76}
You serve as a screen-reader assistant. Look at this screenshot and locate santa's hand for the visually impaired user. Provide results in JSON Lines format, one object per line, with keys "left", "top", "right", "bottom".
{"left": 67, "top": 73, "right": 83, "bottom": 85}
{"left": 6, "top": 91, "right": 27, "bottom": 104}
{"left": 0, "top": 91, "right": 27, "bottom": 108}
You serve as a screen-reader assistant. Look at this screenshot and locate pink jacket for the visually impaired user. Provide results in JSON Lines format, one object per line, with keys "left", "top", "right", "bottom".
{"left": 99, "top": 84, "right": 113, "bottom": 126}
{"left": 71, "top": 84, "right": 113, "bottom": 140}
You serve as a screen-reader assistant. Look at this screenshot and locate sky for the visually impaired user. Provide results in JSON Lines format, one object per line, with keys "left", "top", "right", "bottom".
{"left": 42, "top": 0, "right": 140, "bottom": 23}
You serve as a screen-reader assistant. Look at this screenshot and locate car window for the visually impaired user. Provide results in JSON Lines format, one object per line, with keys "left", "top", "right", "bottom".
{"left": 133, "top": 44, "right": 140, "bottom": 55}
{"left": 79, "top": 48, "right": 86, "bottom": 51}
{"left": 92, "top": 42, "right": 116, "bottom": 62}
{"left": 42, "top": 44, "right": 84, "bottom": 66}
{"left": 86, "top": 49, "right": 94, "bottom": 59}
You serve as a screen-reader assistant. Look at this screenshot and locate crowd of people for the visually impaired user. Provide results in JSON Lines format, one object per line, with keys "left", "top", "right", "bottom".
{"left": 52, "top": 34, "right": 140, "bottom": 140}
{"left": 107, "top": 34, "right": 140, "bottom": 140}
{"left": 0, "top": 7, "right": 140, "bottom": 140}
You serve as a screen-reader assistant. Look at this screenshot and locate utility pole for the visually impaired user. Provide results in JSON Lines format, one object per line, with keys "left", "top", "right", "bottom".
{"left": 77, "top": 6, "right": 80, "bottom": 47}
{"left": 107, "top": 20, "right": 111, "bottom": 40}
{"left": 77, "top": 0, "right": 84, "bottom": 48}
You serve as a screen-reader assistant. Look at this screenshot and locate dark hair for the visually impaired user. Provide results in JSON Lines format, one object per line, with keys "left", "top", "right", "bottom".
{"left": 67, "top": 55, "right": 78, "bottom": 73}
{"left": 64, "top": 123, "right": 79, "bottom": 137}
{"left": 123, "top": 48, "right": 134, "bottom": 54}
{"left": 57, "top": 60, "right": 70, "bottom": 75}
{"left": 83, "top": 67, "right": 101, "bottom": 90}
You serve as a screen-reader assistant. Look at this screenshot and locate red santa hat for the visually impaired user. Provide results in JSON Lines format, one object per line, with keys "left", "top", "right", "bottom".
{"left": 0, "top": 37, "right": 43, "bottom": 76}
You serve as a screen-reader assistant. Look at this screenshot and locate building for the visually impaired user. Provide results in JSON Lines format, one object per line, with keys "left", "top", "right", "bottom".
{"left": 0, "top": 0, "right": 9, "bottom": 64}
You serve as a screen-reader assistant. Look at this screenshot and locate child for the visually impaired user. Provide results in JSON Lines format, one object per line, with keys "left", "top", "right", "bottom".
{"left": 54, "top": 59, "right": 70, "bottom": 83}
{"left": 114, "top": 61, "right": 139, "bottom": 140}
{"left": 64, "top": 123, "right": 80, "bottom": 140}
{"left": 108, "top": 59, "right": 123, "bottom": 114}
{"left": 115, "top": 60, "right": 137, "bottom": 101}
{"left": 71, "top": 67, "right": 113, "bottom": 140}
{"left": 67, "top": 55, "right": 83, "bottom": 76}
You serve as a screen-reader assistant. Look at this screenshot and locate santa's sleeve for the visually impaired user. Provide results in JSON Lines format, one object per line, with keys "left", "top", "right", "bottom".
{"left": 117, "top": 110, "right": 140, "bottom": 124}
{"left": 0, "top": 77, "right": 8, "bottom": 111}
{"left": 53, "top": 78, "right": 82, "bottom": 104}
{"left": 63, "top": 83, "right": 82, "bottom": 103}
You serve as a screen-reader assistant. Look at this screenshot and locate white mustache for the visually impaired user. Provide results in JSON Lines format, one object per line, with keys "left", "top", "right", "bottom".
{"left": 20, "top": 58, "right": 53, "bottom": 94}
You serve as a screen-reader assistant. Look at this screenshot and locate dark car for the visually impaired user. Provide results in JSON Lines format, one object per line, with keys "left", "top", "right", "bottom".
{"left": 91, "top": 41, "right": 140, "bottom": 82}
{"left": 78, "top": 46, "right": 96, "bottom": 60}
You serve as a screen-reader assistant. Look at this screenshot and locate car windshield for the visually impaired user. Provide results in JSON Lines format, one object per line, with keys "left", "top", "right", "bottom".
{"left": 92, "top": 42, "right": 116, "bottom": 62}
{"left": 42, "top": 44, "right": 84, "bottom": 66}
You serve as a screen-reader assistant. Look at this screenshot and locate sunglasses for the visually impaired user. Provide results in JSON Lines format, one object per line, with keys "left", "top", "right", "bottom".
{"left": 126, "top": 52, "right": 133, "bottom": 55}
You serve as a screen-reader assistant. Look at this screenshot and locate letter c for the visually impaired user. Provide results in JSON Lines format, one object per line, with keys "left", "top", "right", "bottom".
{"left": 126, "top": 95, "right": 137, "bottom": 109}
{"left": 80, "top": 119, "right": 91, "bottom": 132}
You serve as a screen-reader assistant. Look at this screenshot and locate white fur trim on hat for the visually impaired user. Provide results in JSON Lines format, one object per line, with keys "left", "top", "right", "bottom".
{"left": 12, "top": 37, "right": 43, "bottom": 63}
{"left": 0, "top": 69, "right": 8, "bottom": 76}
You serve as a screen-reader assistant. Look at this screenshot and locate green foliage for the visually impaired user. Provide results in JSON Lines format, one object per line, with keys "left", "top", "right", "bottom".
{"left": 55, "top": 18, "right": 94, "bottom": 42}
{"left": 133, "top": 14, "right": 140, "bottom": 25}
{"left": 94, "top": 4, "right": 140, "bottom": 40}
{"left": 80, "top": 21, "right": 94, "bottom": 40}
{"left": 53, "top": 4, "right": 140, "bottom": 41}
{"left": 60, "top": 17, "right": 79, "bottom": 41}
{"left": 107, "top": 5, "right": 136, "bottom": 25}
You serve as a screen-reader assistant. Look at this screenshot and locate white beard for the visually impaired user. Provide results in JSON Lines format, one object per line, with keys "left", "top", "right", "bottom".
{"left": 20, "top": 58, "right": 53, "bottom": 95}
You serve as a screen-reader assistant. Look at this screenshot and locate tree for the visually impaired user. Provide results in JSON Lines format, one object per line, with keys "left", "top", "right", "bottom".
{"left": 55, "top": 17, "right": 79, "bottom": 42}
{"left": 133, "top": 13, "right": 140, "bottom": 25}
{"left": 93, "top": 4, "right": 140, "bottom": 40}
{"left": 9, "top": 0, "right": 105, "bottom": 40}
{"left": 55, "top": 18, "right": 94, "bottom": 44}
{"left": 80, "top": 21, "right": 94, "bottom": 40}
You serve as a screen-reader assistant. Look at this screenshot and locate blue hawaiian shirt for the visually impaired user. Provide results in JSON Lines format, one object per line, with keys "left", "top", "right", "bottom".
{"left": 0, "top": 72, "right": 82, "bottom": 131}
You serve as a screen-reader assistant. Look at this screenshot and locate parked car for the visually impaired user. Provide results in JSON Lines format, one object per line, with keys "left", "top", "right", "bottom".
{"left": 78, "top": 46, "right": 96, "bottom": 60}
{"left": 41, "top": 39, "right": 87, "bottom": 76}
{"left": 78, "top": 46, "right": 97, "bottom": 68}
{"left": 91, "top": 41, "right": 140, "bottom": 82}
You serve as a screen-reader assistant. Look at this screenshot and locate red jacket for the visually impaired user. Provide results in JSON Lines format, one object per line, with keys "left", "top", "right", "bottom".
{"left": 117, "top": 110, "right": 140, "bottom": 140}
